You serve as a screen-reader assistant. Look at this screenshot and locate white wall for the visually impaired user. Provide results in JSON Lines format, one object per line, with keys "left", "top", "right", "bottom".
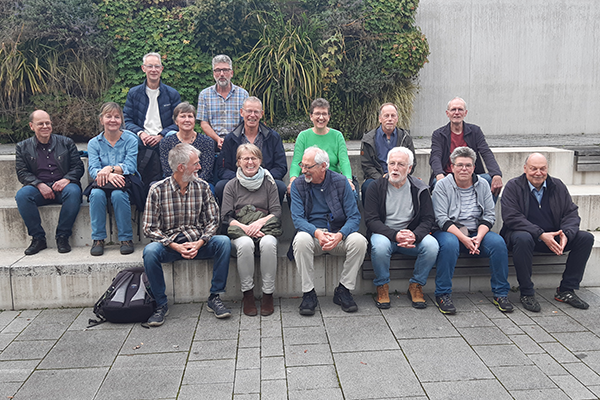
{"left": 411, "top": 0, "right": 600, "bottom": 137}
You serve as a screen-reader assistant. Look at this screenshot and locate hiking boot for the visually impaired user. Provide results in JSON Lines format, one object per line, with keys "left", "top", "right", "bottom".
{"left": 261, "top": 293, "right": 274, "bottom": 316}
{"left": 56, "top": 236, "right": 71, "bottom": 253}
{"left": 24, "top": 237, "right": 47, "bottom": 255}
{"left": 299, "top": 289, "right": 318, "bottom": 316}
{"left": 147, "top": 304, "right": 169, "bottom": 327}
{"left": 120, "top": 240, "right": 134, "bottom": 255}
{"left": 333, "top": 284, "right": 358, "bottom": 313}
{"left": 520, "top": 295, "right": 541, "bottom": 312}
{"left": 90, "top": 240, "right": 104, "bottom": 256}
{"left": 408, "top": 282, "right": 427, "bottom": 309}
{"left": 374, "top": 284, "right": 390, "bottom": 309}
{"left": 555, "top": 288, "right": 589, "bottom": 310}
{"left": 207, "top": 294, "right": 232, "bottom": 318}
{"left": 493, "top": 296, "right": 514, "bottom": 313}
{"left": 242, "top": 290, "right": 257, "bottom": 316}
{"left": 435, "top": 294, "right": 456, "bottom": 315}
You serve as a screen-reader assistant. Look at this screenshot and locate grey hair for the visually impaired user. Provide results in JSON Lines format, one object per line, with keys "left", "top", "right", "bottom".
{"left": 309, "top": 98, "right": 330, "bottom": 114}
{"left": 387, "top": 146, "right": 414, "bottom": 166}
{"left": 143, "top": 52, "right": 162, "bottom": 65}
{"left": 447, "top": 97, "right": 467, "bottom": 110}
{"left": 212, "top": 55, "right": 232, "bottom": 68}
{"left": 378, "top": 103, "right": 398, "bottom": 116}
{"left": 450, "top": 146, "right": 476, "bottom": 165}
{"left": 243, "top": 96, "right": 262, "bottom": 109}
{"left": 168, "top": 143, "right": 200, "bottom": 172}
{"left": 173, "top": 102, "right": 196, "bottom": 120}
{"left": 304, "top": 145, "right": 330, "bottom": 168}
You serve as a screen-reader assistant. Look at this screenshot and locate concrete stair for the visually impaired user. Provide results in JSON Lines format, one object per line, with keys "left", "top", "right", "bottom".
{"left": 1, "top": 145, "right": 599, "bottom": 310}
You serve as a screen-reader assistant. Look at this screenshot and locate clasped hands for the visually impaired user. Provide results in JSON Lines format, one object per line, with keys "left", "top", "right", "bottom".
{"left": 315, "top": 229, "right": 343, "bottom": 251}
{"left": 96, "top": 166, "right": 126, "bottom": 188}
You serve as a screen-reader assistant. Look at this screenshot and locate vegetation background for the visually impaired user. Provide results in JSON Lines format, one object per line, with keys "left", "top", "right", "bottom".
{"left": 0, "top": 0, "right": 428, "bottom": 143}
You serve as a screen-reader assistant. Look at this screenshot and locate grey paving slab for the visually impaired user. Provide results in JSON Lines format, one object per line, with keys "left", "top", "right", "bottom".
{"left": 69, "top": 308, "right": 134, "bottom": 331}
{"left": 95, "top": 352, "right": 187, "bottom": 400}
{"left": 283, "top": 325, "right": 328, "bottom": 346}
{"left": 288, "top": 387, "right": 344, "bottom": 400}
{"left": 457, "top": 326, "right": 513, "bottom": 346}
{"left": 234, "top": 394, "right": 260, "bottom": 400}
{"left": 320, "top": 294, "right": 382, "bottom": 317}
{"left": 552, "top": 331, "right": 600, "bottom": 352}
{"left": 284, "top": 343, "right": 334, "bottom": 367}
{"left": 563, "top": 362, "right": 600, "bottom": 386}
{"left": 423, "top": 379, "right": 513, "bottom": 400}
{"left": 473, "top": 344, "right": 533, "bottom": 367}
{"left": 120, "top": 316, "right": 197, "bottom": 355}
{"left": 493, "top": 317, "right": 525, "bottom": 335}
{"left": 528, "top": 353, "right": 569, "bottom": 376}
{"left": 522, "top": 324, "right": 559, "bottom": 343}
{"left": 0, "top": 359, "right": 39, "bottom": 382}
{"left": 539, "top": 341, "right": 582, "bottom": 363}
{"left": 16, "top": 308, "right": 81, "bottom": 340}
{"left": 260, "top": 379, "right": 288, "bottom": 400}
{"left": 0, "top": 339, "right": 55, "bottom": 360}
{"left": 0, "top": 332, "right": 18, "bottom": 351}
{"left": 447, "top": 309, "right": 496, "bottom": 328}
{"left": 509, "top": 334, "right": 546, "bottom": 354}
{"left": 2, "top": 310, "right": 40, "bottom": 333}
{"left": 286, "top": 364, "right": 339, "bottom": 391}
{"left": 333, "top": 350, "right": 424, "bottom": 399}
{"left": 581, "top": 350, "right": 600, "bottom": 374}
{"left": 38, "top": 329, "right": 129, "bottom": 369}
{"left": 510, "top": 388, "right": 571, "bottom": 400}
{"left": 189, "top": 339, "right": 237, "bottom": 361}
{"left": 400, "top": 337, "right": 494, "bottom": 382}
{"left": 0, "top": 382, "right": 21, "bottom": 399}
{"left": 384, "top": 306, "right": 460, "bottom": 339}
{"left": 178, "top": 383, "right": 233, "bottom": 400}
{"left": 234, "top": 368, "right": 261, "bottom": 394}
{"left": 182, "top": 359, "right": 236, "bottom": 385}
{"left": 261, "top": 335, "right": 284, "bottom": 357}
{"left": 239, "top": 314, "right": 261, "bottom": 331}
{"left": 236, "top": 346, "right": 260, "bottom": 370}
{"left": 261, "top": 356, "right": 286, "bottom": 380}
{"left": 0, "top": 311, "right": 20, "bottom": 331}
{"left": 507, "top": 308, "right": 537, "bottom": 325}
{"left": 324, "top": 315, "right": 399, "bottom": 352}
{"left": 589, "top": 385, "right": 600, "bottom": 398}
{"left": 530, "top": 315, "right": 588, "bottom": 333}
{"left": 491, "top": 365, "right": 558, "bottom": 391}
{"left": 261, "top": 319, "right": 283, "bottom": 338}
{"left": 550, "top": 374, "right": 597, "bottom": 399}
{"left": 281, "top": 309, "right": 323, "bottom": 328}
{"left": 239, "top": 328, "right": 261, "bottom": 348}
{"left": 12, "top": 367, "right": 107, "bottom": 400}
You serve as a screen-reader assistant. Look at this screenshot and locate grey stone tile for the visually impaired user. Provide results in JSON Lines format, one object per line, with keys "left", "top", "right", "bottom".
{"left": 234, "top": 368, "right": 260, "bottom": 394}
{"left": 178, "top": 383, "right": 233, "bottom": 400}
{"left": 507, "top": 309, "right": 536, "bottom": 325}
{"left": 491, "top": 365, "right": 557, "bottom": 390}
{"left": 400, "top": 337, "right": 494, "bottom": 382}
{"left": 238, "top": 328, "right": 260, "bottom": 348}
{"left": 283, "top": 325, "right": 327, "bottom": 346}
{"left": 195, "top": 307, "right": 241, "bottom": 340}
{"left": 288, "top": 387, "right": 344, "bottom": 400}
{"left": 324, "top": 315, "right": 399, "bottom": 352}
{"left": 552, "top": 331, "right": 600, "bottom": 352}
{"left": 95, "top": 352, "right": 186, "bottom": 400}
{"left": 284, "top": 343, "right": 333, "bottom": 367}
{"left": 261, "top": 319, "right": 283, "bottom": 338}
{"left": 423, "top": 379, "right": 512, "bottom": 400}
{"left": 0, "top": 382, "right": 21, "bottom": 398}
{"left": 581, "top": 350, "right": 600, "bottom": 375}
{"left": 493, "top": 318, "right": 525, "bottom": 335}
{"left": 120, "top": 316, "right": 197, "bottom": 355}
{"left": 0, "top": 339, "right": 55, "bottom": 360}
{"left": 189, "top": 339, "right": 237, "bottom": 361}
{"left": 0, "top": 360, "right": 38, "bottom": 383}
{"left": 16, "top": 308, "right": 81, "bottom": 340}
{"left": 589, "top": 385, "right": 600, "bottom": 398}
{"left": 239, "top": 313, "right": 261, "bottom": 331}
{"left": 549, "top": 375, "right": 597, "bottom": 399}
{"left": 530, "top": 315, "right": 587, "bottom": 333}
{"left": 334, "top": 350, "right": 424, "bottom": 399}
{"left": 448, "top": 309, "right": 496, "bottom": 328}
{"left": 234, "top": 394, "right": 260, "bottom": 400}
{"left": 528, "top": 353, "right": 568, "bottom": 376}
{"left": 261, "top": 356, "right": 285, "bottom": 380}
{"left": 68, "top": 307, "right": 133, "bottom": 331}
{"left": 522, "top": 324, "right": 557, "bottom": 343}
{"left": 563, "top": 362, "right": 600, "bottom": 386}
{"left": 168, "top": 302, "right": 203, "bottom": 319}
{"left": 0, "top": 332, "right": 19, "bottom": 351}
{"left": 384, "top": 306, "right": 460, "bottom": 339}
{"left": 509, "top": 334, "right": 545, "bottom": 354}
{"left": 0, "top": 311, "right": 20, "bottom": 332}
{"left": 12, "top": 367, "right": 107, "bottom": 400}
{"left": 261, "top": 336, "right": 284, "bottom": 357}
{"left": 38, "top": 329, "right": 128, "bottom": 369}
{"left": 281, "top": 310, "right": 323, "bottom": 328}
{"left": 457, "top": 326, "right": 512, "bottom": 346}
{"left": 509, "top": 388, "right": 571, "bottom": 400}
{"left": 279, "top": 297, "right": 304, "bottom": 313}
{"left": 320, "top": 294, "right": 382, "bottom": 317}
{"left": 449, "top": 293, "right": 480, "bottom": 311}
{"left": 236, "top": 347, "right": 260, "bottom": 370}
{"left": 539, "top": 341, "right": 581, "bottom": 363}
{"left": 286, "top": 364, "right": 339, "bottom": 391}
{"left": 473, "top": 344, "right": 533, "bottom": 367}
{"left": 182, "top": 359, "right": 236, "bottom": 385}
{"left": 261, "top": 379, "right": 288, "bottom": 400}
{"left": 2, "top": 311, "right": 40, "bottom": 333}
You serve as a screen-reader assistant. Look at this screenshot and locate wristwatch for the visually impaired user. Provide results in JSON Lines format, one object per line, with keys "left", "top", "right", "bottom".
{"left": 111, "top": 166, "right": 115, "bottom": 173}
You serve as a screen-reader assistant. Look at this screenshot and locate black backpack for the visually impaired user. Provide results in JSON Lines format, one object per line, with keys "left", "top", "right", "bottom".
{"left": 88, "top": 267, "right": 156, "bottom": 327}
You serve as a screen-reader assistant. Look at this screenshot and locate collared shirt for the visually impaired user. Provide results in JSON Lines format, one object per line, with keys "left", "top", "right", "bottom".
{"left": 143, "top": 176, "right": 220, "bottom": 246}
{"left": 528, "top": 180, "right": 547, "bottom": 205}
{"left": 35, "top": 136, "right": 63, "bottom": 183}
{"left": 240, "top": 126, "right": 265, "bottom": 151}
{"left": 374, "top": 126, "right": 397, "bottom": 174}
{"left": 197, "top": 84, "right": 249, "bottom": 137}
{"left": 87, "top": 130, "right": 138, "bottom": 179}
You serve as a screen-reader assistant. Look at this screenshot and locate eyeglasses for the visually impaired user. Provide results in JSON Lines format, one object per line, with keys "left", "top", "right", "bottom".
{"left": 298, "top": 162, "right": 318, "bottom": 170}
{"left": 453, "top": 163, "right": 474, "bottom": 170}
{"left": 448, "top": 108, "right": 465, "bottom": 113}
{"left": 242, "top": 109, "right": 262, "bottom": 115}
{"left": 143, "top": 64, "right": 163, "bottom": 70}
{"left": 312, "top": 112, "right": 329, "bottom": 117}
{"left": 388, "top": 162, "right": 408, "bottom": 168}
{"left": 35, "top": 122, "right": 52, "bottom": 127}
{"left": 214, "top": 68, "right": 232, "bottom": 74}
{"left": 240, "top": 156, "right": 259, "bottom": 163}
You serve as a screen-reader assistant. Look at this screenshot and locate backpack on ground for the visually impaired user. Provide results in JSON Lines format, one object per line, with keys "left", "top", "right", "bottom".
{"left": 88, "top": 267, "right": 156, "bottom": 327}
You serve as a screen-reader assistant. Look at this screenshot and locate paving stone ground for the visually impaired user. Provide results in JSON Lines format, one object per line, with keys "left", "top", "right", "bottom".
{"left": 2, "top": 287, "right": 600, "bottom": 399}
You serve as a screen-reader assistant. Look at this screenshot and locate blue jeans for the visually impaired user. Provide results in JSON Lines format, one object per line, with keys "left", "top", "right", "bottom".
{"left": 15, "top": 183, "right": 82, "bottom": 239}
{"left": 433, "top": 230, "right": 510, "bottom": 297}
{"left": 89, "top": 188, "right": 133, "bottom": 241}
{"left": 370, "top": 233, "right": 439, "bottom": 287}
{"left": 143, "top": 236, "right": 232, "bottom": 307}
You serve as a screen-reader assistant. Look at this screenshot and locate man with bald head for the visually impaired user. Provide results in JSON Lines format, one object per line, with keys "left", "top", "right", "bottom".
{"left": 15, "top": 110, "right": 84, "bottom": 255}
{"left": 501, "top": 153, "right": 594, "bottom": 311}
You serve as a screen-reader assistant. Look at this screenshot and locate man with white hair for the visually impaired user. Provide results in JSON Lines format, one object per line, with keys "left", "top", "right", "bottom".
{"left": 290, "top": 146, "right": 367, "bottom": 316}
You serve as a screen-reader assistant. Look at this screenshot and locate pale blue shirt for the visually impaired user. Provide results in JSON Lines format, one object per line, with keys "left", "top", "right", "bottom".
{"left": 527, "top": 180, "right": 547, "bottom": 205}
{"left": 88, "top": 130, "right": 138, "bottom": 179}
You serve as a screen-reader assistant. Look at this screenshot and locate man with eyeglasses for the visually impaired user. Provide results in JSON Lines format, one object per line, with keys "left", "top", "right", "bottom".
{"left": 364, "top": 147, "right": 438, "bottom": 309}
{"left": 197, "top": 54, "right": 249, "bottom": 150}
{"left": 431, "top": 146, "right": 513, "bottom": 315}
{"left": 429, "top": 97, "right": 502, "bottom": 198}
{"left": 15, "top": 110, "right": 84, "bottom": 255}
{"left": 215, "top": 96, "right": 287, "bottom": 204}
{"left": 289, "top": 146, "right": 367, "bottom": 316}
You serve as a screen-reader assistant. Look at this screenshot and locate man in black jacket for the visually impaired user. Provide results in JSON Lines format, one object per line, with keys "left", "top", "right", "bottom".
{"left": 501, "top": 153, "right": 594, "bottom": 311}
{"left": 15, "top": 110, "right": 84, "bottom": 255}
{"left": 364, "top": 146, "right": 438, "bottom": 309}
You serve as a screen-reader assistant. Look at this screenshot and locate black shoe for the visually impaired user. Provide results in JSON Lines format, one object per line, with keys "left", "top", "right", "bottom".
{"left": 333, "top": 284, "right": 358, "bottom": 313}
{"left": 555, "top": 288, "right": 589, "bottom": 310}
{"left": 56, "top": 236, "right": 71, "bottom": 253}
{"left": 299, "top": 289, "right": 318, "bottom": 316}
{"left": 147, "top": 304, "right": 169, "bottom": 327}
{"left": 493, "top": 296, "right": 514, "bottom": 313}
{"left": 120, "top": 240, "right": 134, "bottom": 255}
{"left": 520, "top": 295, "right": 541, "bottom": 312}
{"left": 435, "top": 294, "right": 456, "bottom": 315}
{"left": 90, "top": 240, "right": 104, "bottom": 256}
{"left": 24, "top": 238, "right": 47, "bottom": 255}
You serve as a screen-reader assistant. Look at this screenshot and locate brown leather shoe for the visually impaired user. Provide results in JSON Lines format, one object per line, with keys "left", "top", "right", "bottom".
{"left": 242, "top": 290, "right": 257, "bottom": 316}
{"left": 374, "top": 284, "right": 390, "bottom": 309}
{"left": 260, "top": 293, "right": 274, "bottom": 316}
{"left": 408, "top": 282, "right": 427, "bottom": 309}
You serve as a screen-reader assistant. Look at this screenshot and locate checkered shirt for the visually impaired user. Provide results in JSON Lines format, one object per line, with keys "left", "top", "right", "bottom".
{"left": 197, "top": 84, "right": 249, "bottom": 137}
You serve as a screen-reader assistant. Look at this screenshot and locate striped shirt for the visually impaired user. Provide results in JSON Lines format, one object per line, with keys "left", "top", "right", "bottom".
{"left": 457, "top": 186, "right": 479, "bottom": 233}
{"left": 143, "top": 176, "right": 220, "bottom": 246}
{"left": 197, "top": 84, "right": 249, "bottom": 137}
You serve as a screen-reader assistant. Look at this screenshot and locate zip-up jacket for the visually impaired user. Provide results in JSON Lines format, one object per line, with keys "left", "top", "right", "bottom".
{"left": 360, "top": 127, "right": 416, "bottom": 180}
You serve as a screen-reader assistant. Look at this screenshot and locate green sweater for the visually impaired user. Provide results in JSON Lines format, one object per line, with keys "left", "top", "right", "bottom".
{"left": 289, "top": 128, "right": 352, "bottom": 179}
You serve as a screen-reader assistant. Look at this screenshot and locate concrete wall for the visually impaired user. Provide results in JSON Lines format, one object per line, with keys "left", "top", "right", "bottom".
{"left": 412, "top": 0, "right": 600, "bottom": 137}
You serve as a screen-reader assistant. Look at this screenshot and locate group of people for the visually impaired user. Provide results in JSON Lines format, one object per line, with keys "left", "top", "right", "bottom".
{"left": 14, "top": 52, "right": 593, "bottom": 328}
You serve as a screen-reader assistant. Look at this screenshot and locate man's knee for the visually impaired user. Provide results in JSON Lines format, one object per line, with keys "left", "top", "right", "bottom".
{"left": 419, "top": 235, "right": 440, "bottom": 256}
{"left": 345, "top": 232, "right": 367, "bottom": 253}
{"left": 143, "top": 242, "right": 165, "bottom": 264}
{"left": 293, "top": 231, "right": 314, "bottom": 253}
{"left": 510, "top": 231, "right": 535, "bottom": 250}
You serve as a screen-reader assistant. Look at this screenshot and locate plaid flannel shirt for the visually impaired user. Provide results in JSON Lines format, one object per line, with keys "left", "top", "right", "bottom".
{"left": 196, "top": 84, "right": 249, "bottom": 137}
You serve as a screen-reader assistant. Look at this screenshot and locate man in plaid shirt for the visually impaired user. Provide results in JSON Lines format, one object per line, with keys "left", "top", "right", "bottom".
{"left": 142, "top": 143, "right": 232, "bottom": 326}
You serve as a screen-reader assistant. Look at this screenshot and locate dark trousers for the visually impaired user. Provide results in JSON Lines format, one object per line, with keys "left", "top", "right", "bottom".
{"left": 508, "top": 230, "right": 594, "bottom": 295}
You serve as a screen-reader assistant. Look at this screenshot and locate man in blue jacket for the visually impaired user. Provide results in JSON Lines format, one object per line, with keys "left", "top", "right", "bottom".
{"left": 216, "top": 96, "right": 287, "bottom": 203}
{"left": 290, "top": 146, "right": 367, "bottom": 316}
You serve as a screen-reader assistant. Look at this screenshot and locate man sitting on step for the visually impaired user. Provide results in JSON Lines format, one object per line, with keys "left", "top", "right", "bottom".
{"left": 501, "top": 152, "right": 594, "bottom": 312}
{"left": 15, "top": 110, "right": 84, "bottom": 255}
{"left": 364, "top": 146, "right": 438, "bottom": 309}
